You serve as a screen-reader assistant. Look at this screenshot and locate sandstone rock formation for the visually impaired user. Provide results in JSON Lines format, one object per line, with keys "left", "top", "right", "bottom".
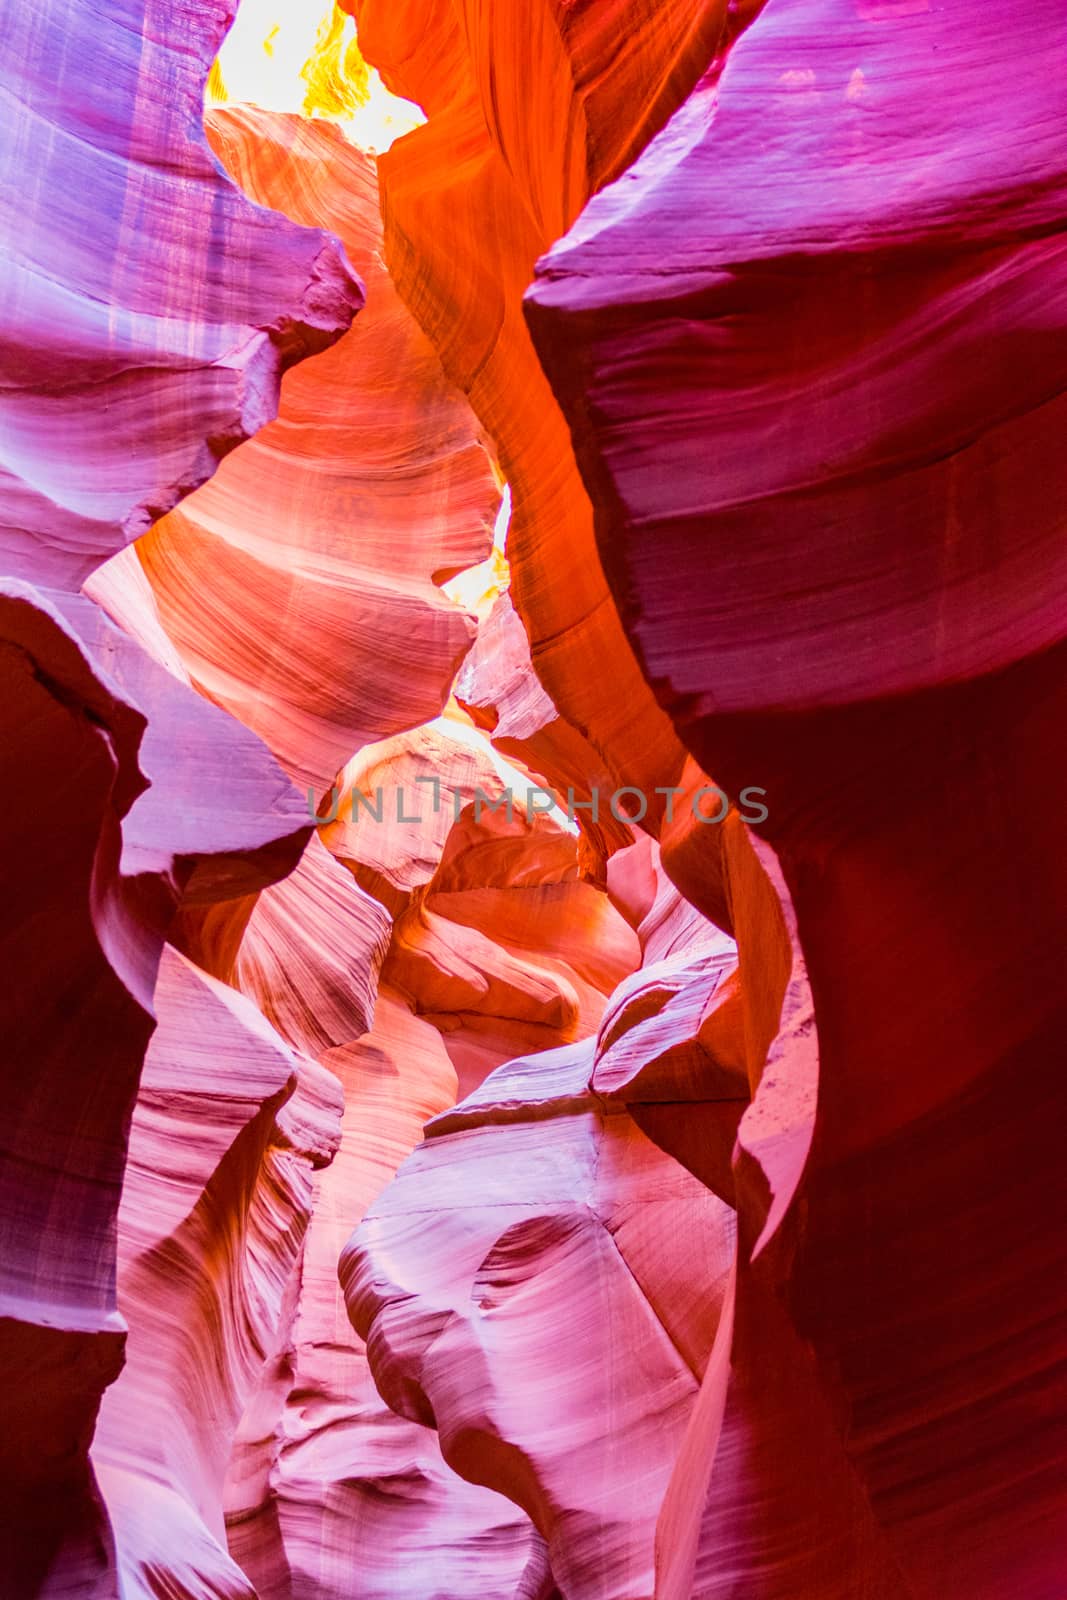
{"left": 343, "top": 0, "right": 744, "bottom": 822}
{"left": 0, "top": 0, "right": 360, "bottom": 591}
{"left": 226, "top": 988, "right": 542, "bottom": 1600}
{"left": 0, "top": 0, "right": 357, "bottom": 1586}
{"left": 524, "top": 4, "right": 1067, "bottom": 1594}
{"left": 3, "top": 1, "right": 1064, "bottom": 1597}
{"left": 342, "top": 849, "right": 742, "bottom": 1600}
{"left": 92, "top": 945, "right": 343, "bottom": 1600}
{"left": 138, "top": 108, "right": 498, "bottom": 796}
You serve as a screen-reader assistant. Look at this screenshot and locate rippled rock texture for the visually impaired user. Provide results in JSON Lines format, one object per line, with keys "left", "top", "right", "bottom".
{"left": 0, "top": 0, "right": 361, "bottom": 593}
{"left": 4, "top": 0, "right": 1064, "bottom": 1597}
{"left": 0, "top": 0, "right": 353, "bottom": 1587}
{"left": 344, "top": 0, "right": 745, "bottom": 824}
{"left": 524, "top": 3, "right": 1067, "bottom": 1595}
{"left": 139, "top": 107, "right": 498, "bottom": 796}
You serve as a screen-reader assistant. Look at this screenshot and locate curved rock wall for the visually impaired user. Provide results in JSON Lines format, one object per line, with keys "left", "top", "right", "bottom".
{"left": 525, "top": 4, "right": 1067, "bottom": 1595}
{"left": 4, "top": 2, "right": 1063, "bottom": 1598}
{"left": 0, "top": 0, "right": 359, "bottom": 1575}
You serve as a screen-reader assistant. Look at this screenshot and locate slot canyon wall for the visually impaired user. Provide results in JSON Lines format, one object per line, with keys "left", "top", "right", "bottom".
{"left": 1, "top": 1, "right": 1064, "bottom": 1597}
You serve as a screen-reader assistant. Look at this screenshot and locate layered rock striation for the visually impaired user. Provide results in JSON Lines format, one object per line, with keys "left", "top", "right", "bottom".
{"left": 525, "top": 4, "right": 1067, "bottom": 1594}
{"left": 4, "top": 2, "right": 1064, "bottom": 1598}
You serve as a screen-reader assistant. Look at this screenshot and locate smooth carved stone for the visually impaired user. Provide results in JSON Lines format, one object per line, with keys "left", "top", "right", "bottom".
{"left": 526, "top": 3, "right": 1067, "bottom": 711}
{"left": 13, "top": 2, "right": 1055, "bottom": 1595}
{"left": 138, "top": 110, "right": 497, "bottom": 794}
{"left": 0, "top": 0, "right": 361, "bottom": 592}
{"left": 86, "top": 556, "right": 389, "bottom": 1065}
{"left": 326, "top": 709, "right": 642, "bottom": 1095}
{"left": 455, "top": 592, "right": 633, "bottom": 861}
{"left": 226, "top": 990, "right": 541, "bottom": 1600}
{"left": 54, "top": 591, "right": 312, "bottom": 911}
{"left": 1, "top": 29, "right": 356, "bottom": 1578}
{"left": 344, "top": 1089, "right": 736, "bottom": 1600}
{"left": 0, "top": 577, "right": 316, "bottom": 1592}
{"left": 525, "top": 4, "right": 1067, "bottom": 1594}
{"left": 0, "top": 580, "right": 149, "bottom": 1594}
{"left": 92, "top": 944, "right": 343, "bottom": 1600}
{"left": 343, "top": 823, "right": 763, "bottom": 1598}
{"left": 323, "top": 722, "right": 526, "bottom": 917}
{"left": 231, "top": 834, "right": 393, "bottom": 1062}
{"left": 346, "top": 0, "right": 748, "bottom": 825}
{"left": 350, "top": 741, "right": 643, "bottom": 1094}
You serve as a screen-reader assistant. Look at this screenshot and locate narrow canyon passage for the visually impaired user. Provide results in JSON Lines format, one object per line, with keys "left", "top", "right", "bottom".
{"left": 1, "top": 3, "right": 1064, "bottom": 1599}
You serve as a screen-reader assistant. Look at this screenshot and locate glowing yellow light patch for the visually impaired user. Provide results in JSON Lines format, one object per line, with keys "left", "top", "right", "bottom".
{"left": 300, "top": 4, "right": 370, "bottom": 120}
{"left": 208, "top": 0, "right": 424, "bottom": 152}
{"left": 442, "top": 489, "right": 512, "bottom": 618}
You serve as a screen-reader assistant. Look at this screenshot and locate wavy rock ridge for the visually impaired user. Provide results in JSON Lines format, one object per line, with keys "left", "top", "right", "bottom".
{"left": 0, "top": 0, "right": 360, "bottom": 1584}
{"left": 3, "top": 2, "right": 1064, "bottom": 1598}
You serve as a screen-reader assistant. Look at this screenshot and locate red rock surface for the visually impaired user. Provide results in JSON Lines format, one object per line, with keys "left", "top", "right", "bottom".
{"left": 0, "top": 0, "right": 356, "bottom": 1585}
{"left": 4, "top": 2, "right": 1064, "bottom": 1598}
{"left": 139, "top": 109, "right": 498, "bottom": 795}
{"left": 92, "top": 944, "right": 343, "bottom": 1600}
{"left": 227, "top": 988, "right": 541, "bottom": 1600}
{"left": 345, "top": 0, "right": 747, "bottom": 824}
{"left": 0, "top": 0, "right": 361, "bottom": 593}
{"left": 341, "top": 853, "right": 743, "bottom": 1600}
{"left": 525, "top": 4, "right": 1067, "bottom": 1594}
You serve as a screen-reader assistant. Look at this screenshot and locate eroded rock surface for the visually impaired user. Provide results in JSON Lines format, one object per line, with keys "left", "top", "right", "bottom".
{"left": 5, "top": 3, "right": 1063, "bottom": 1598}
{"left": 526, "top": 4, "right": 1067, "bottom": 1593}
